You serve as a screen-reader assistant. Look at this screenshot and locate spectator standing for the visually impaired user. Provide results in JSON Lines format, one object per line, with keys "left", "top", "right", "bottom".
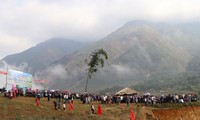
{"left": 91, "top": 103, "right": 95, "bottom": 115}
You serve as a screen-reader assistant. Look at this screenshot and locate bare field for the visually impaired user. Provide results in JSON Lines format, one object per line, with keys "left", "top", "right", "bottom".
{"left": 0, "top": 95, "right": 200, "bottom": 120}
{"left": 153, "top": 106, "right": 200, "bottom": 120}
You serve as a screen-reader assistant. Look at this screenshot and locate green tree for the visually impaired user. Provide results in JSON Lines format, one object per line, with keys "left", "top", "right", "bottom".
{"left": 85, "top": 48, "right": 108, "bottom": 92}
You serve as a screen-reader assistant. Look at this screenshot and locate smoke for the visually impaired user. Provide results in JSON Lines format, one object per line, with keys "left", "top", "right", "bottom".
{"left": 0, "top": 60, "right": 7, "bottom": 69}
{"left": 46, "top": 64, "right": 68, "bottom": 80}
{"left": 101, "top": 64, "right": 139, "bottom": 78}
{"left": 111, "top": 64, "right": 131, "bottom": 75}
{"left": 35, "top": 64, "right": 70, "bottom": 89}
{"left": 1, "top": 62, "right": 31, "bottom": 73}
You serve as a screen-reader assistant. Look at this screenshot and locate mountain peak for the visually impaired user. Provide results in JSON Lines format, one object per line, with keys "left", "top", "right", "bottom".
{"left": 2, "top": 38, "right": 86, "bottom": 74}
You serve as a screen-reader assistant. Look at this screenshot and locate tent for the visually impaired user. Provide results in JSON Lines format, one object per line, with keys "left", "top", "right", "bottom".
{"left": 116, "top": 87, "right": 138, "bottom": 95}
{"left": 144, "top": 92, "right": 151, "bottom": 96}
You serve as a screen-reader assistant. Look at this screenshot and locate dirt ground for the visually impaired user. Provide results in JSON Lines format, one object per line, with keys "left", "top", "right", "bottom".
{"left": 153, "top": 106, "right": 200, "bottom": 120}
{"left": 0, "top": 95, "right": 200, "bottom": 120}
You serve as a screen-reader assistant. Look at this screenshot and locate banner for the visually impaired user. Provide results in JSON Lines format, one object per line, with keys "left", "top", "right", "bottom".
{"left": 0, "top": 71, "right": 7, "bottom": 75}
{"left": 7, "top": 70, "right": 33, "bottom": 90}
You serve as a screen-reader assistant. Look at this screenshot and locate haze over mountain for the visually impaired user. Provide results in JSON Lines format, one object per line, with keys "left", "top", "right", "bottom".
{"left": 2, "top": 38, "right": 86, "bottom": 74}
{"left": 2, "top": 20, "right": 200, "bottom": 93}
{"left": 36, "top": 21, "right": 200, "bottom": 92}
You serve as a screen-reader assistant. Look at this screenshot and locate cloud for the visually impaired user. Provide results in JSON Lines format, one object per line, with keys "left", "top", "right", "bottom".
{"left": 0, "top": 33, "right": 33, "bottom": 58}
{"left": 0, "top": 0, "right": 200, "bottom": 59}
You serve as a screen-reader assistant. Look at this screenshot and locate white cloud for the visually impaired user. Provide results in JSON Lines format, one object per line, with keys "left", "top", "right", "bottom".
{"left": 0, "top": 0, "right": 200, "bottom": 59}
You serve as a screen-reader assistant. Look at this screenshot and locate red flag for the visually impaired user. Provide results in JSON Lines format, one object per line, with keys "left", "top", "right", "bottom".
{"left": 69, "top": 100, "right": 74, "bottom": 110}
{"left": 97, "top": 104, "right": 102, "bottom": 115}
{"left": 36, "top": 89, "right": 39, "bottom": 93}
{"left": 33, "top": 80, "right": 47, "bottom": 83}
{"left": 40, "top": 80, "right": 47, "bottom": 83}
{"left": 36, "top": 98, "right": 40, "bottom": 107}
{"left": 32, "top": 80, "right": 37, "bottom": 82}
{"left": 130, "top": 108, "right": 135, "bottom": 120}
{"left": 0, "top": 71, "right": 7, "bottom": 75}
{"left": 13, "top": 91, "right": 16, "bottom": 98}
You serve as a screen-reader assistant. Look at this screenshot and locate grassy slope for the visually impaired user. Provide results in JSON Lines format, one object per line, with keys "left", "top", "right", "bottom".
{"left": 0, "top": 95, "right": 148, "bottom": 120}
{"left": 1, "top": 94, "right": 200, "bottom": 120}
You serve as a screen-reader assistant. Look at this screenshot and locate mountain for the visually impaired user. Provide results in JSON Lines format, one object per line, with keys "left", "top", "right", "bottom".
{"left": 3, "top": 21, "right": 200, "bottom": 93}
{"left": 2, "top": 38, "right": 86, "bottom": 74}
{"left": 39, "top": 21, "right": 199, "bottom": 92}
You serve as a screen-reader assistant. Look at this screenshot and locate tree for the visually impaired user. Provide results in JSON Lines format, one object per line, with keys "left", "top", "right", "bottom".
{"left": 84, "top": 48, "right": 108, "bottom": 92}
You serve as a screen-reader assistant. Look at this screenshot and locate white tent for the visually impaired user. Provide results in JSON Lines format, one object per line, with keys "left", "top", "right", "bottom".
{"left": 144, "top": 92, "right": 151, "bottom": 96}
{"left": 116, "top": 87, "right": 138, "bottom": 95}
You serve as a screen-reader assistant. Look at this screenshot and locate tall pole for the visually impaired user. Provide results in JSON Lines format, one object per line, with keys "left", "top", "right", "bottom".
{"left": 45, "top": 81, "right": 47, "bottom": 90}
{"left": 5, "top": 66, "right": 8, "bottom": 90}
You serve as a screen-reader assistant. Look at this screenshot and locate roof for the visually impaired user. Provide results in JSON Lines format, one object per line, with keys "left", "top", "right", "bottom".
{"left": 116, "top": 87, "right": 138, "bottom": 95}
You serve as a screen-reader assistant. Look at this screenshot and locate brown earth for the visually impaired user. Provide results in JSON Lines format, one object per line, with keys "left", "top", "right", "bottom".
{"left": 153, "top": 106, "right": 200, "bottom": 120}
{"left": 0, "top": 95, "right": 199, "bottom": 120}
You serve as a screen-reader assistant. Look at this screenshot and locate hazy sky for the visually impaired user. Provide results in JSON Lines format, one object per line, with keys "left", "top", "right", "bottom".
{"left": 0, "top": 0, "right": 199, "bottom": 59}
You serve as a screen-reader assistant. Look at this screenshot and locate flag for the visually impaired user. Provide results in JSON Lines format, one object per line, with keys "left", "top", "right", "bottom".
{"left": 97, "top": 104, "right": 102, "bottom": 115}
{"left": 40, "top": 80, "right": 47, "bottom": 83}
{"left": 130, "top": 108, "right": 135, "bottom": 120}
{"left": 12, "top": 84, "right": 16, "bottom": 91}
{"left": 12, "top": 84, "right": 16, "bottom": 98}
{"left": 69, "top": 100, "right": 74, "bottom": 110}
{"left": 33, "top": 80, "right": 47, "bottom": 83}
{"left": 36, "top": 89, "right": 39, "bottom": 93}
{"left": 0, "top": 71, "right": 7, "bottom": 75}
{"left": 36, "top": 98, "right": 40, "bottom": 107}
{"left": 13, "top": 91, "right": 16, "bottom": 98}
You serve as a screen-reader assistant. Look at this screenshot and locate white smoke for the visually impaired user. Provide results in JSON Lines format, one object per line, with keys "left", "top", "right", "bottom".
{"left": 35, "top": 64, "right": 70, "bottom": 89}
{"left": 111, "top": 64, "right": 131, "bottom": 75}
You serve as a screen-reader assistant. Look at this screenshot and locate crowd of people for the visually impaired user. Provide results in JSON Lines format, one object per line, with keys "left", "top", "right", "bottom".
{"left": 1, "top": 87, "right": 199, "bottom": 116}
{"left": 78, "top": 93, "right": 198, "bottom": 106}
{"left": 2, "top": 88, "right": 198, "bottom": 108}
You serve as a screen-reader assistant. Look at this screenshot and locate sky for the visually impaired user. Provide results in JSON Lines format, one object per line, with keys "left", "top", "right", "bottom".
{"left": 0, "top": 0, "right": 200, "bottom": 59}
